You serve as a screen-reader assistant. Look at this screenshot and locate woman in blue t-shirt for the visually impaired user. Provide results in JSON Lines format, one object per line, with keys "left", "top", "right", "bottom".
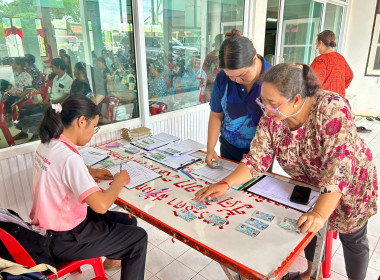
{"left": 207, "top": 29, "right": 271, "bottom": 164}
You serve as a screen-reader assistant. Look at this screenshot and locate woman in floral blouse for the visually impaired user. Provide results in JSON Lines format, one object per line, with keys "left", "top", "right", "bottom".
{"left": 195, "top": 63, "right": 378, "bottom": 280}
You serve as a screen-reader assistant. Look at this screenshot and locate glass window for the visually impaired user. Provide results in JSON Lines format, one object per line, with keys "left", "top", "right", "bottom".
{"left": 0, "top": 0, "right": 137, "bottom": 149}
{"left": 366, "top": 0, "right": 380, "bottom": 75}
{"left": 323, "top": 3, "right": 343, "bottom": 44}
{"left": 143, "top": 0, "right": 244, "bottom": 115}
{"left": 280, "top": 0, "right": 323, "bottom": 64}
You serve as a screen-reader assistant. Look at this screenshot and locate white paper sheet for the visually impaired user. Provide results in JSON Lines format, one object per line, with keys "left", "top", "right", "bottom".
{"left": 158, "top": 139, "right": 206, "bottom": 155}
{"left": 108, "top": 161, "right": 162, "bottom": 189}
{"left": 131, "top": 133, "right": 180, "bottom": 150}
{"left": 193, "top": 159, "right": 239, "bottom": 183}
{"left": 79, "top": 147, "right": 109, "bottom": 166}
{"left": 246, "top": 176, "right": 319, "bottom": 212}
{"left": 145, "top": 152, "right": 201, "bottom": 170}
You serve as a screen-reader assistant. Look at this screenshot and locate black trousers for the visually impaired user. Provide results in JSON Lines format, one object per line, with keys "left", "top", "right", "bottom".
{"left": 304, "top": 222, "right": 369, "bottom": 280}
{"left": 220, "top": 135, "right": 273, "bottom": 171}
{"left": 48, "top": 208, "right": 147, "bottom": 280}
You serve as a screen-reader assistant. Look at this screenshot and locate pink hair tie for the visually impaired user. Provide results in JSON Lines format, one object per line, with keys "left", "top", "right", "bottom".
{"left": 51, "top": 103, "right": 62, "bottom": 114}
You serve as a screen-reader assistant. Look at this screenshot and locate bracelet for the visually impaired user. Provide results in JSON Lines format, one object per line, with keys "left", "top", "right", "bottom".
{"left": 217, "top": 181, "right": 230, "bottom": 189}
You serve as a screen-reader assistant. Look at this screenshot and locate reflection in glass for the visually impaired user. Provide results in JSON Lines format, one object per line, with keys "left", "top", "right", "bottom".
{"left": 324, "top": 4, "right": 343, "bottom": 45}
{"left": 143, "top": 0, "right": 244, "bottom": 115}
{"left": 374, "top": 47, "right": 380, "bottom": 70}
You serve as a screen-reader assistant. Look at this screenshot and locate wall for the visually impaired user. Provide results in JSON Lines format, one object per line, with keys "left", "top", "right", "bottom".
{"left": 344, "top": 0, "right": 380, "bottom": 116}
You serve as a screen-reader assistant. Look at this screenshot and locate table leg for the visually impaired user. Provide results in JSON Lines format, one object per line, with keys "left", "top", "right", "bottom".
{"left": 310, "top": 221, "right": 328, "bottom": 280}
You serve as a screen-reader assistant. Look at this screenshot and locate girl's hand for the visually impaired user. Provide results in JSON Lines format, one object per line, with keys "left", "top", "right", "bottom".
{"left": 113, "top": 170, "right": 130, "bottom": 186}
{"left": 296, "top": 211, "right": 325, "bottom": 234}
{"left": 194, "top": 183, "right": 229, "bottom": 201}
{"left": 88, "top": 167, "right": 114, "bottom": 182}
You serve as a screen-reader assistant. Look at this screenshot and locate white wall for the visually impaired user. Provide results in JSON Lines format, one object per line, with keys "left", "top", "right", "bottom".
{"left": 344, "top": 0, "right": 380, "bottom": 116}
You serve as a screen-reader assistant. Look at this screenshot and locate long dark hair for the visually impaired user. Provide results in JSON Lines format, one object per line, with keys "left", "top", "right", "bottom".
{"left": 262, "top": 63, "right": 320, "bottom": 99}
{"left": 219, "top": 28, "right": 257, "bottom": 69}
{"left": 38, "top": 94, "right": 100, "bottom": 143}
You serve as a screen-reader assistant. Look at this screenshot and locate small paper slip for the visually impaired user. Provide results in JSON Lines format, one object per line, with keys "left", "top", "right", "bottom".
{"left": 131, "top": 133, "right": 180, "bottom": 151}
{"left": 235, "top": 223, "right": 260, "bottom": 237}
{"left": 279, "top": 217, "right": 300, "bottom": 233}
{"left": 159, "top": 139, "right": 206, "bottom": 156}
{"left": 193, "top": 160, "right": 238, "bottom": 183}
{"left": 145, "top": 152, "right": 201, "bottom": 170}
{"left": 245, "top": 176, "right": 319, "bottom": 212}
{"left": 108, "top": 161, "right": 161, "bottom": 189}
{"left": 79, "top": 147, "right": 109, "bottom": 166}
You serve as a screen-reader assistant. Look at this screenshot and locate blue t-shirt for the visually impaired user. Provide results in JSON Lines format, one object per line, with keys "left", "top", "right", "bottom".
{"left": 209, "top": 57, "right": 271, "bottom": 149}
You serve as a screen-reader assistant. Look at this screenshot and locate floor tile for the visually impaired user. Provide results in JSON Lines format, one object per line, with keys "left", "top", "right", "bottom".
{"left": 328, "top": 271, "right": 348, "bottom": 280}
{"left": 331, "top": 253, "right": 347, "bottom": 277}
{"left": 178, "top": 247, "right": 213, "bottom": 273}
{"left": 137, "top": 218, "right": 154, "bottom": 231}
{"left": 147, "top": 226, "right": 171, "bottom": 246}
{"left": 144, "top": 269, "right": 153, "bottom": 280}
{"left": 156, "top": 260, "right": 197, "bottom": 280}
{"left": 191, "top": 274, "right": 207, "bottom": 280}
{"left": 368, "top": 223, "right": 380, "bottom": 238}
{"left": 365, "top": 266, "right": 380, "bottom": 280}
{"left": 375, "top": 240, "right": 380, "bottom": 253}
{"left": 199, "top": 260, "right": 229, "bottom": 280}
{"left": 158, "top": 237, "right": 191, "bottom": 259}
{"left": 147, "top": 241, "right": 155, "bottom": 252}
{"left": 287, "top": 255, "right": 308, "bottom": 273}
{"left": 369, "top": 252, "right": 380, "bottom": 270}
{"left": 146, "top": 247, "right": 174, "bottom": 274}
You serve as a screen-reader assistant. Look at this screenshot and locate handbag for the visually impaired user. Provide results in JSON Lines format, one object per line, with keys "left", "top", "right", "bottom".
{"left": 0, "top": 258, "right": 57, "bottom": 280}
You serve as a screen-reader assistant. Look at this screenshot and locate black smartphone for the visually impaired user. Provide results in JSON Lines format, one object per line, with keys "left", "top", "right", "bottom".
{"left": 290, "top": 185, "right": 311, "bottom": 205}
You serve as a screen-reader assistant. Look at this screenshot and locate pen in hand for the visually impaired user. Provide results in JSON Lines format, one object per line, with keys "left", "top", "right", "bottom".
{"left": 120, "top": 163, "right": 123, "bottom": 172}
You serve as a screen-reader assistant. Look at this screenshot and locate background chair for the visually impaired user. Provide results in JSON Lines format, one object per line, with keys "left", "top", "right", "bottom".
{"left": 0, "top": 228, "right": 107, "bottom": 279}
{"left": 0, "top": 92, "right": 15, "bottom": 146}
{"left": 98, "top": 96, "right": 120, "bottom": 124}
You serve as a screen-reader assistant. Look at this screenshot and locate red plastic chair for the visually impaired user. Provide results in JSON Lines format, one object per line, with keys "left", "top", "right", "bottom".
{"left": 98, "top": 96, "right": 120, "bottom": 123}
{"left": 197, "top": 77, "right": 206, "bottom": 103}
{"left": 0, "top": 228, "right": 107, "bottom": 279}
{"left": 322, "top": 230, "right": 338, "bottom": 278}
{"left": 0, "top": 92, "right": 15, "bottom": 146}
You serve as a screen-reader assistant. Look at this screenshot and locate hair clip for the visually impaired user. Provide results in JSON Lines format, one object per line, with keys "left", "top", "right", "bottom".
{"left": 51, "top": 103, "right": 62, "bottom": 114}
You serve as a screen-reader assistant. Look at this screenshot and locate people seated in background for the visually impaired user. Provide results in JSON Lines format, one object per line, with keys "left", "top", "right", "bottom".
{"left": 58, "top": 49, "right": 67, "bottom": 59}
{"left": 147, "top": 60, "right": 167, "bottom": 102}
{"left": 24, "top": 54, "right": 43, "bottom": 92}
{"left": 4, "top": 57, "right": 33, "bottom": 117}
{"left": 109, "top": 56, "right": 137, "bottom": 103}
{"left": 181, "top": 53, "right": 207, "bottom": 95}
{"left": 94, "top": 57, "right": 111, "bottom": 96}
{"left": 102, "top": 49, "right": 113, "bottom": 69}
{"left": 62, "top": 54, "right": 73, "bottom": 78}
{"left": 71, "top": 62, "right": 96, "bottom": 101}
{"left": 43, "top": 58, "right": 73, "bottom": 104}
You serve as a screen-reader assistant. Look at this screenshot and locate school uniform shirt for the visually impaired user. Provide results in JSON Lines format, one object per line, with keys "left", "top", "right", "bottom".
{"left": 209, "top": 56, "right": 271, "bottom": 149}
{"left": 51, "top": 73, "right": 73, "bottom": 101}
{"left": 30, "top": 134, "right": 100, "bottom": 231}
{"left": 310, "top": 52, "right": 353, "bottom": 97}
{"left": 241, "top": 90, "right": 378, "bottom": 233}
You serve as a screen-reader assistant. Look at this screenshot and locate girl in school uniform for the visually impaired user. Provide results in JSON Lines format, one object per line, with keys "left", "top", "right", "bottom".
{"left": 30, "top": 94, "right": 147, "bottom": 280}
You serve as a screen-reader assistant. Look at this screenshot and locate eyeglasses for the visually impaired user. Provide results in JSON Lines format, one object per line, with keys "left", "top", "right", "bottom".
{"left": 255, "top": 97, "right": 291, "bottom": 115}
{"left": 85, "top": 117, "right": 100, "bottom": 134}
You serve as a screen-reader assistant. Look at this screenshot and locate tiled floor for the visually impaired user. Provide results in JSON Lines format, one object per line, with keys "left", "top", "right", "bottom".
{"left": 65, "top": 116, "right": 380, "bottom": 280}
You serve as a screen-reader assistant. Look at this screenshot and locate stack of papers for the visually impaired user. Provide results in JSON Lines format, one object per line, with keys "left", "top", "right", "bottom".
{"left": 193, "top": 160, "right": 239, "bottom": 184}
{"left": 121, "top": 127, "right": 152, "bottom": 141}
{"left": 145, "top": 152, "right": 201, "bottom": 170}
{"left": 131, "top": 133, "right": 180, "bottom": 151}
{"left": 245, "top": 176, "right": 319, "bottom": 212}
{"left": 79, "top": 147, "right": 109, "bottom": 166}
{"left": 108, "top": 161, "right": 162, "bottom": 189}
{"left": 159, "top": 139, "right": 206, "bottom": 156}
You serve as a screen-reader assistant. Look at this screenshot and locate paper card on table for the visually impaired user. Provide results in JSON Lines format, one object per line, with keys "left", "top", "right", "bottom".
{"left": 251, "top": 210, "right": 275, "bottom": 222}
{"left": 148, "top": 152, "right": 169, "bottom": 161}
{"left": 245, "top": 217, "right": 269, "bottom": 230}
{"left": 177, "top": 210, "right": 197, "bottom": 222}
{"left": 235, "top": 224, "right": 260, "bottom": 238}
{"left": 189, "top": 200, "right": 207, "bottom": 210}
{"left": 204, "top": 214, "right": 227, "bottom": 226}
{"left": 279, "top": 217, "right": 300, "bottom": 233}
{"left": 106, "top": 142, "right": 122, "bottom": 147}
{"left": 211, "top": 160, "right": 223, "bottom": 168}
{"left": 107, "top": 161, "right": 161, "bottom": 189}
{"left": 79, "top": 147, "right": 109, "bottom": 166}
{"left": 159, "top": 139, "right": 206, "bottom": 156}
{"left": 131, "top": 133, "right": 180, "bottom": 151}
{"left": 124, "top": 145, "right": 140, "bottom": 154}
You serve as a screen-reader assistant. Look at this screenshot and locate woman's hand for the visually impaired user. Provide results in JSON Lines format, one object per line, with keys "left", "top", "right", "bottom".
{"left": 205, "top": 150, "right": 220, "bottom": 167}
{"left": 296, "top": 211, "right": 325, "bottom": 234}
{"left": 113, "top": 170, "right": 130, "bottom": 186}
{"left": 88, "top": 167, "right": 114, "bottom": 183}
{"left": 194, "top": 182, "right": 229, "bottom": 201}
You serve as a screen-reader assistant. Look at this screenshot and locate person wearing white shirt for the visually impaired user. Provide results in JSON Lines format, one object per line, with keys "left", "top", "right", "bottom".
{"left": 47, "top": 58, "right": 73, "bottom": 104}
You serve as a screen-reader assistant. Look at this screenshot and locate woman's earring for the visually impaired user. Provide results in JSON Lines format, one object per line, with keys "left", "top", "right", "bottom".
{"left": 294, "top": 104, "right": 298, "bottom": 108}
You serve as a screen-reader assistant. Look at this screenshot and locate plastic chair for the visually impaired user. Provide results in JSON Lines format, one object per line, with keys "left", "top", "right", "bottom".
{"left": 322, "top": 230, "right": 337, "bottom": 278}
{"left": 197, "top": 77, "right": 206, "bottom": 103}
{"left": 98, "top": 96, "right": 120, "bottom": 123}
{"left": 0, "top": 92, "right": 15, "bottom": 146}
{"left": 0, "top": 228, "right": 107, "bottom": 279}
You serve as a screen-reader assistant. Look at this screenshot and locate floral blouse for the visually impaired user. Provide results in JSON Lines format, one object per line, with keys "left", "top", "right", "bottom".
{"left": 14, "top": 71, "right": 33, "bottom": 92}
{"left": 241, "top": 90, "right": 378, "bottom": 233}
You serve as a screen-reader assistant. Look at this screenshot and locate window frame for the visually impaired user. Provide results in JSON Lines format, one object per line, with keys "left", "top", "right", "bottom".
{"left": 366, "top": 0, "right": 380, "bottom": 76}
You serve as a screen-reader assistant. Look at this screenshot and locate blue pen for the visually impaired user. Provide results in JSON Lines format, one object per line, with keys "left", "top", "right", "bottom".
{"left": 120, "top": 163, "right": 123, "bottom": 172}
{"left": 180, "top": 169, "right": 196, "bottom": 181}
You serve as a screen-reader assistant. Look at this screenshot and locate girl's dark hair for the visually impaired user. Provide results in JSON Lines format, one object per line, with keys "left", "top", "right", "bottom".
{"left": 62, "top": 53, "right": 71, "bottom": 64}
{"left": 75, "top": 62, "right": 87, "bottom": 77}
{"left": 51, "top": 58, "right": 66, "bottom": 71}
{"left": 317, "top": 30, "right": 337, "bottom": 48}
{"left": 219, "top": 28, "right": 256, "bottom": 69}
{"left": 24, "top": 54, "right": 36, "bottom": 65}
{"left": 262, "top": 63, "right": 320, "bottom": 99}
{"left": 38, "top": 94, "right": 100, "bottom": 143}
{"left": 14, "top": 57, "right": 26, "bottom": 70}
{"left": 0, "top": 79, "right": 10, "bottom": 92}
